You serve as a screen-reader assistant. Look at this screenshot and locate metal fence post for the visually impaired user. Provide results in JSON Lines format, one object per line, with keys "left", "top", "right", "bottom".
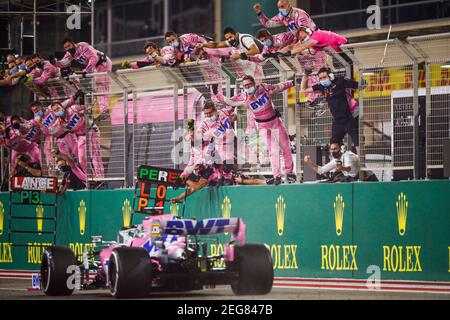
{"left": 396, "top": 39, "right": 421, "bottom": 179}
{"left": 132, "top": 91, "right": 137, "bottom": 186}
{"left": 123, "top": 90, "right": 129, "bottom": 188}
{"left": 173, "top": 83, "right": 179, "bottom": 170}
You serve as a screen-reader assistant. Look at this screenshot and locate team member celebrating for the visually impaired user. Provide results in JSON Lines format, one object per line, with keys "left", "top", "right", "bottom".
{"left": 253, "top": 1, "right": 316, "bottom": 32}
{"left": 280, "top": 27, "right": 348, "bottom": 56}
{"left": 301, "top": 67, "right": 360, "bottom": 154}
{"left": 165, "top": 31, "right": 209, "bottom": 62}
{"left": 199, "top": 101, "right": 237, "bottom": 186}
{"left": 52, "top": 148, "right": 87, "bottom": 193}
{"left": 213, "top": 75, "right": 296, "bottom": 185}
{"left": 0, "top": 118, "right": 42, "bottom": 170}
{"left": 122, "top": 41, "right": 168, "bottom": 69}
{"left": 50, "top": 92, "right": 104, "bottom": 179}
{"left": 28, "top": 100, "right": 79, "bottom": 162}
{"left": 28, "top": 54, "right": 61, "bottom": 85}
{"left": 250, "top": 29, "right": 297, "bottom": 62}
{"left": 53, "top": 38, "right": 112, "bottom": 118}
{"left": 199, "top": 27, "right": 262, "bottom": 62}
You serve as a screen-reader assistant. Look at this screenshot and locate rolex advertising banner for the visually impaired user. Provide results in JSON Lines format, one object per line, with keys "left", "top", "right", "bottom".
{"left": 0, "top": 181, "right": 449, "bottom": 283}
{"left": 353, "top": 181, "right": 450, "bottom": 281}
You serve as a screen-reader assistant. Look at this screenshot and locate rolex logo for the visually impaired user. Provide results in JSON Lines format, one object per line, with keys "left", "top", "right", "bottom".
{"left": 221, "top": 197, "right": 232, "bottom": 235}
{"left": 36, "top": 205, "right": 44, "bottom": 235}
{"left": 170, "top": 203, "right": 179, "bottom": 216}
{"left": 396, "top": 193, "right": 408, "bottom": 236}
{"left": 334, "top": 194, "right": 345, "bottom": 236}
{"left": 0, "top": 201, "right": 4, "bottom": 235}
{"left": 122, "top": 199, "right": 132, "bottom": 228}
{"left": 78, "top": 200, "right": 87, "bottom": 235}
{"left": 275, "top": 196, "right": 286, "bottom": 236}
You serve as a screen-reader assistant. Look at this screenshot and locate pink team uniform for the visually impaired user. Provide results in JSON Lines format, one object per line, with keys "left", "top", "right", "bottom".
{"left": 258, "top": 7, "right": 316, "bottom": 32}
{"left": 214, "top": 82, "right": 294, "bottom": 178}
{"left": 62, "top": 98, "right": 105, "bottom": 179}
{"left": 29, "top": 61, "right": 60, "bottom": 85}
{"left": 2, "top": 126, "right": 41, "bottom": 166}
{"left": 306, "top": 30, "right": 348, "bottom": 53}
{"left": 55, "top": 42, "right": 112, "bottom": 114}
{"left": 250, "top": 31, "right": 297, "bottom": 63}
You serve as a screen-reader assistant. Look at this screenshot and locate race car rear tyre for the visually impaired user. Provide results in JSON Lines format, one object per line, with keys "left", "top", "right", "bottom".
{"left": 40, "top": 246, "right": 77, "bottom": 296}
{"left": 230, "top": 244, "right": 273, "bottom": 295}
{"left": 108, "top": 247, "right": 152, "bottom": 299}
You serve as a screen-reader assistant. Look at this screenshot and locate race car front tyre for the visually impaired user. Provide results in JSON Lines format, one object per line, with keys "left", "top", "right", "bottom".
{"left": 230, "top": 244, "right": 274, "bottom": 295}
{"left": 41, "top": 246, "right": 77, "bottom": 296}
{"left": 108, "top": 247, "right": 152, "bottom": 299}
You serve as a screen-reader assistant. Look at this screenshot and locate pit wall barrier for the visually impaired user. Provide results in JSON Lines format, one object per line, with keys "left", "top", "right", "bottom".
{"left": 0, "top": 180, "right": 449, "bottom": 283}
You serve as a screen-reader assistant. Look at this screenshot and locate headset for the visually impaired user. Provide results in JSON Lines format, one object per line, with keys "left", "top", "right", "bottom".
{"left": 329, "top": 72, "right": 335, "bottom": 81}
{"left": 325, "top": 68, "right": 335, "bottom": 81}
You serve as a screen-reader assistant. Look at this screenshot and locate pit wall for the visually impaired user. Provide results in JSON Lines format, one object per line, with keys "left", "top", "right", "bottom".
{"left": 0, "top": 181, "right": 449, "bottom": 282}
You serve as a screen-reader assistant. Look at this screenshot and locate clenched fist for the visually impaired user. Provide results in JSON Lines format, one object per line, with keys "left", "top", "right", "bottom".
{"left": 253, "top": 3, "right": 262, "bottom": 14}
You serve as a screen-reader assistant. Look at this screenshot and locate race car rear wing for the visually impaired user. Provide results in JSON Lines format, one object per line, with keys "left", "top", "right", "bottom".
{"left": 156, "top": 217, "right": 244, "bottom": 238}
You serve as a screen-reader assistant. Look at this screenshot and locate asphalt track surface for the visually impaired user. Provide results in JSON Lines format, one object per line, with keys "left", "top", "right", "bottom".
{"left": 0, "top": 279, "right": 449, "bottom": 300}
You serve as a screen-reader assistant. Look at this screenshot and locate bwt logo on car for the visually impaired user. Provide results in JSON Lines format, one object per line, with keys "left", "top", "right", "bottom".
{"left": 250, "top": 93, "right": 269, "bottom": 110}
{"left": 165, "top": 219, "right": 231, "bottom": 235}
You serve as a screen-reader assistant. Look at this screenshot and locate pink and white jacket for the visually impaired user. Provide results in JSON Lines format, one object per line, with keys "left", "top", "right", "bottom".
{"left": 2, "top": 127, "right": 33, "bottom": 153}
{"left": 61, "top": 97, "right": 87, "bottom": 137}
{"left": 306, "top": 30, "right": 348, "bottom": 53}
{"left": 251, "top": 31, "right": 297, "bottom": 63}
{"left": 215, "top": 82, "right": 294, "bottom": 122}
{"left": 159, "top": 46, "right": 178, "bottom": 66}
{"left": 179, "top": 33, "right": 207, "bottom": 57}
{"left": 198, "top": 107, "right": 236, "bottom": 154}
{"left": 131, "top": 56, "right": 157, "bottom": 69}
{"left": 56, "top": 42, "right": 109, "bottom": 73}
{"left": 259, "top": 7, "right": 316, "bottom": 32}
{"left": 28, "top": 61, "right": 60, "bottom": 84}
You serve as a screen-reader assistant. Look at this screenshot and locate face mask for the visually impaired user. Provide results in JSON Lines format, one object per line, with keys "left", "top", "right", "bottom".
{"left": 58, "top": 165, "right": 70, "bottom": 173}
{"left": 172, "top": 41, "right": 180, "bottom": 49}
{"left": 244, "top": 86, "right": 256, "bottom": 95}
{"left": 331, "top": 151, "right": 341, "bottom": 159}
{"left": 264, "top": 39, "right": 273, "bottom": 47}
{"left": 67, "top": 48, "right": 76, "bottom": 56}
{"left": 55, "top": 111, "right": 65, "bottom": 118}
{"left": 279, "top": 8, "right": 289, "bottom": 17}
{"left": 209, "top": 115, "right": 218, "bottom": 122}
{"left": 35, "top": 111, "right": 44, "bottom": 118}
{"left": 228, "top": 38, "right": 237, "bottom": 47}
{"left": 320, "top": 79, "right": 331, "bottom": 87}
{"left": 302, "top": 35, "right": 310, "bottom": 43}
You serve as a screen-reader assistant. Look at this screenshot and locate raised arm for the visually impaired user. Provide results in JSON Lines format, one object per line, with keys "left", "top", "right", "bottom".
{"left": 197, "top": 41, "right": 230, "bottom": 49}
{"left": 212, "top": 90, "right": 245, "bottom": 108}
{"left": 300, "top": 74, "right": 314, "bottom": 93}
{"left": 254, "top": 3, "right": 284, "bottom": 28}
{"left": 267, "top": 81, "right": 294, "bottom": 95}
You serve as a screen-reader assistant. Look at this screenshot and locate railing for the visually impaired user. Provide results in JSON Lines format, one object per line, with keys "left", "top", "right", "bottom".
{"left": 2, "top": 33, "right": 449, "bottom": 186}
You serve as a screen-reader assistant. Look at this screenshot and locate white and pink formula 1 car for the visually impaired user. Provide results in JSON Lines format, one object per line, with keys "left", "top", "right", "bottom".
{"left": 40, "top": 166, "right": 273, "bottom": 298}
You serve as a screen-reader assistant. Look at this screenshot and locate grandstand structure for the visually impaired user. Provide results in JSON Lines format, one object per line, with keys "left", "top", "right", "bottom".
{"left": 1, "top": 33, "right": 446, "bottom": 189}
